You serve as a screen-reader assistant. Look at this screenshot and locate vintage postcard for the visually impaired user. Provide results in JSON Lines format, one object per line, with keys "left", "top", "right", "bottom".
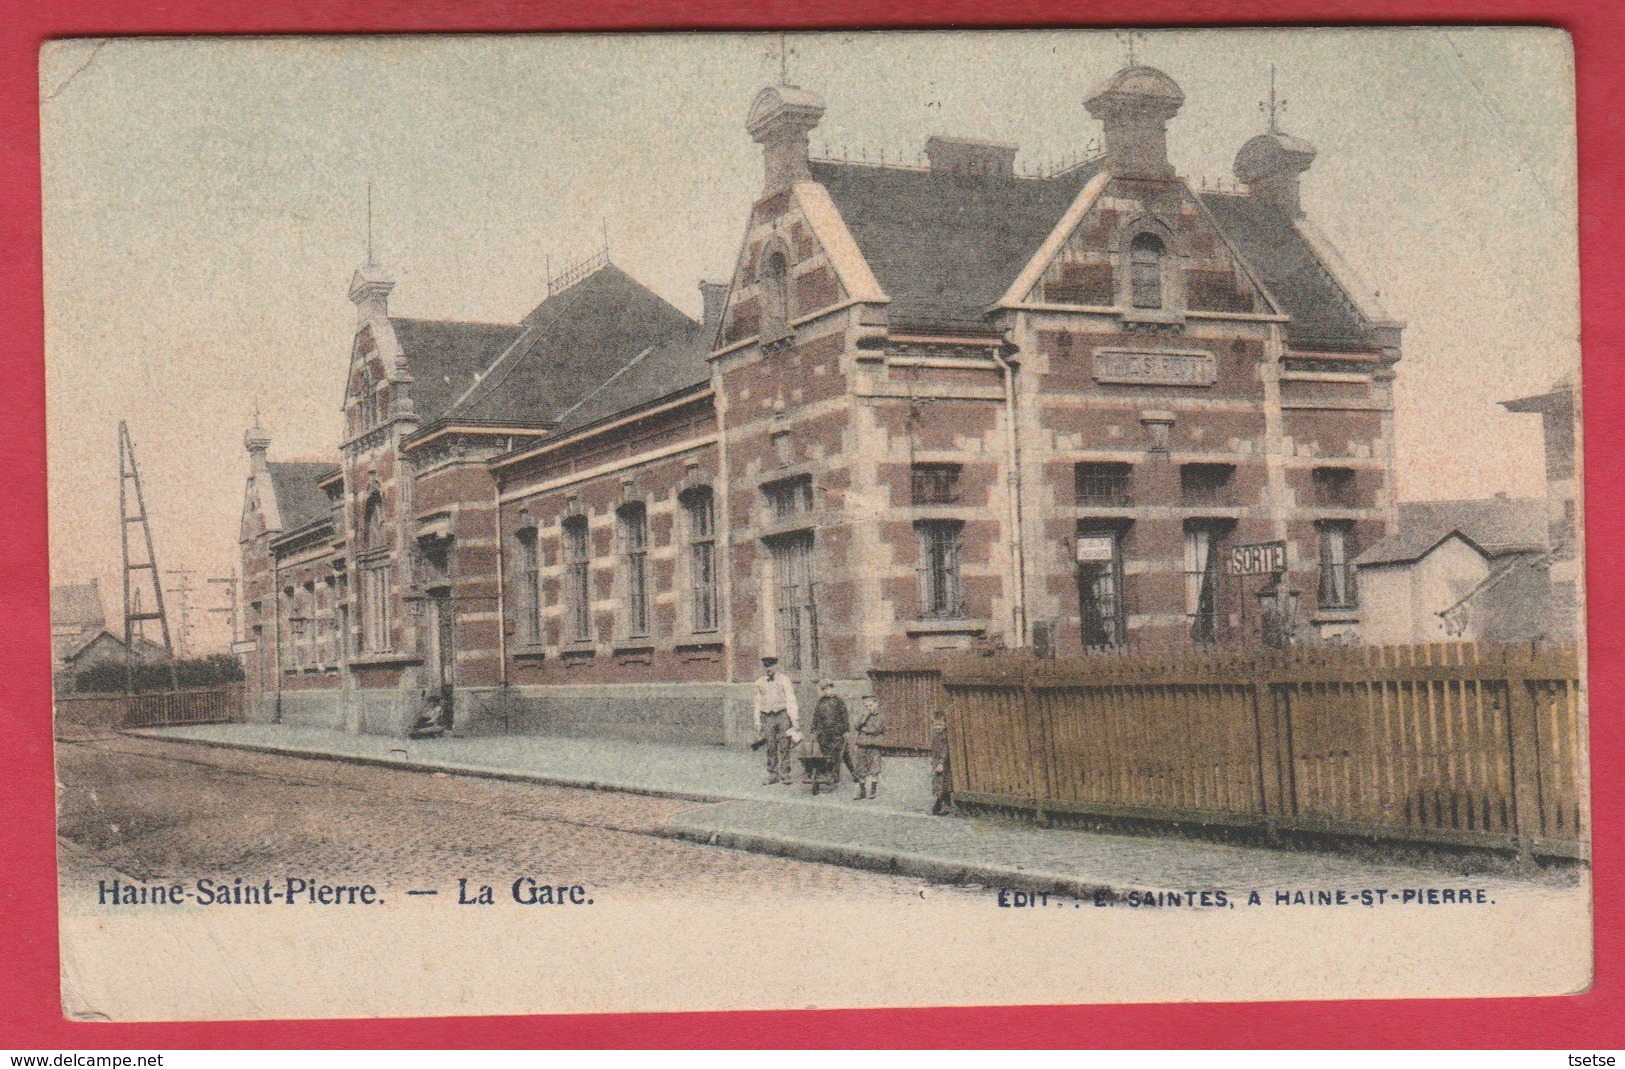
{"left": 43, "top": 27, "right": 1588, "bottom": 1021}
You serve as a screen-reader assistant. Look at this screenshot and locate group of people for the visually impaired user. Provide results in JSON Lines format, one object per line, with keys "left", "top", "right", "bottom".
{"left": 752, "top": 656, "right": 885, "bottom": 799}
{"left": 752, "top": 656, "right": 954, "bottom": 813}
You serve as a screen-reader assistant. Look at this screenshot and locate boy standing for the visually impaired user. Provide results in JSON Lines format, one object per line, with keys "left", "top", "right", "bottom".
{"left": 851, "top": 693, "right": 886, "bottom": 799}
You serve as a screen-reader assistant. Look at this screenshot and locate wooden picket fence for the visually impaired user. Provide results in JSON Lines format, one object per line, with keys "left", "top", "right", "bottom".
{"left": 885, "top": 642, "right": 1587, "bottom": 857}
{"left": 867, "top": 655, "right": 949, "bottom": 752}
{"left": 120, "top": 684, "right": 246, "bottom": 729}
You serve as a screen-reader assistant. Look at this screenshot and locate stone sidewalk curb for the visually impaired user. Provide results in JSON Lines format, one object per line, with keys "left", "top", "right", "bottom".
{"left": 126, "top": 729, "right": 734, "bottom": 805}
{"left": 665, "top": 819, "right": 1119, "bottom": 899}
{"left": 132, "top": 728, "right": 1116, "bottom": 894}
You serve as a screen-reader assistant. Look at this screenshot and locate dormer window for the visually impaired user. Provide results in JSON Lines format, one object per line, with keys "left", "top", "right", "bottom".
{"left": 358, "top": 368, "right": 380, "bottom": 430}
{"left": 761, "top": 244, "right": 792, "bottom": 343}
{"left": 1130, "top": 233, "right": 1165, "bottom": 309}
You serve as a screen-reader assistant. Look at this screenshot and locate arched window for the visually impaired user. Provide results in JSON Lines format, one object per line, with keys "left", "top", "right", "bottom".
{"left": 1130, "top": 233, "right": 1166, "bottom": 310}
{"left": 761, "top": 246, "right": 791, "bottom": 342}
{"left": 362, "top": 492, "right": 386, "bottom": 553}
{"left": 515, "top": 527, "right": 541, "bottom": 643}
{"left": 617, "top": 503, "right": 650, "bottom": 638}
{"left": 562, "top": 515, "right": 591, "bottom": 642}
{"left": 681, "top": 487, "right": 718, "bottom": 633}
{"left": 358, "top": 492, "right": 392, "bottom": 653}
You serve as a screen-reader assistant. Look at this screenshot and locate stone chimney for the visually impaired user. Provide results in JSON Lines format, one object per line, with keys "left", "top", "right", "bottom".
{"left": 1234, "top": 131, "right": 1317, "bottom": 217}
{"left": 1084, "top": 65, "right": 1185, "bottom": 179}
{"left": 347, "top": 259, "right": 395, "bottom": 326}
{"left": 746, "top": 84, "right": 826, "bottom": 195}
{"left": 924, "top": 136, "right": 1018, "bottom": 178}
{"left": 699, "top": 280, "right": 729, "bottom": 329}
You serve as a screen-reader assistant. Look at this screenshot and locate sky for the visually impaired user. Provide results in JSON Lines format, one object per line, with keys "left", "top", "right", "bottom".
{"left": 40, "top": 28, "right": 1579, "bottom": 655}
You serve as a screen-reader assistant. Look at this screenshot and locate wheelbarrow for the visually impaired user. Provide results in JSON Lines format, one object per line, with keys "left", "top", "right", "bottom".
{"left": 797, "top": 740, "right": 845, "bottom": 796}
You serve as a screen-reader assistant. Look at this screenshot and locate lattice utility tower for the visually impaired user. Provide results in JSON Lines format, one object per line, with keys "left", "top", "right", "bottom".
{"left": 118, "top": 421, "right": 174, "bottom": 689}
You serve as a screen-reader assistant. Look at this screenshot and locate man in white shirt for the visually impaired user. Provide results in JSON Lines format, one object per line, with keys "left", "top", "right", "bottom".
{"left": 753, "top": 656, "right": 800, "bottom": 785}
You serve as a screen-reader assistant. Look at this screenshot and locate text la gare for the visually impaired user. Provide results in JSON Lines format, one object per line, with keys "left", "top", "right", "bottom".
{"left": 457, "top": 877, "right": 593, "bottom": 906}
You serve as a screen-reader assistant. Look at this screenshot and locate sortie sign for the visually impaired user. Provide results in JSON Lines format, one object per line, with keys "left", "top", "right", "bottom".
{"left": 1229, "top": 540, "right": 1287, "bottom": 576}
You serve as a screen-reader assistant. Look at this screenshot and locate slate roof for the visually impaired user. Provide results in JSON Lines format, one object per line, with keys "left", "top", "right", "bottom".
{"left": 445, "top": 265, "right": 697, "bottom": 426}
{"left": 60, "top": 628, "right": 121, "bottom": 665}
{"left": 389, "top": 318, "right": 522, "bottom": 425}
{"left": 1356, "top": 498, "right": 1547, "bottom": 567}
{"left": 1501, "top": 376, "right": 1575, "bottom": 414}
{"left": 1198, "top": 193, "right": 1369, "bottom": 350}
{"left": 52, "top": 582, "right": 106, "bottom": 630}
{"left": 267, "top": 462, "right": 338, "bottom": 532}
{"left": 809, "top": 159, "right": 1103, "bottom": 331}
{"left": 808, "top": 158, "right": 1372, "bottom": 348}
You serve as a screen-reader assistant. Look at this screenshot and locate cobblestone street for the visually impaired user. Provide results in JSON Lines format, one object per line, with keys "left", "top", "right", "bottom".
{"left": 56, "top": 732, "right": 966, "bottom": 904}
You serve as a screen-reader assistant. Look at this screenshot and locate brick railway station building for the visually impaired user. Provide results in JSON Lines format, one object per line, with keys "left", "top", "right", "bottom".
{"left": 239, "top": 64, "right": 1407, "bottom": 745}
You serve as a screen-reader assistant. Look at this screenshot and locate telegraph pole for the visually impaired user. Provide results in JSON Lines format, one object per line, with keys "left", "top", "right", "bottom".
{"left": 207, "top": 574, "right": 240, "bottom": 647}
{"left": 164, "top": 568, "right": 196, "bottom": 659}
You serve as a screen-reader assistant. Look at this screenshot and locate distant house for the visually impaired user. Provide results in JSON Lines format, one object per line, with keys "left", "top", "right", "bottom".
{"left": 57, "top": 625, "right": 171, "bottom": 688}
{"left": 58, "top": 629, "right": 169, "bottom": 675}
{"left": 1354, "top": 497, "right": 1550, "bottom": 644}
{"left": 1502, "top": 376, "right": 1578, "bottom": 643}
{"left": 51, "top": 580, "right": 107, "bottom": 672}
{"left": 54, "top": 578, "right": 177, "bottom": 690}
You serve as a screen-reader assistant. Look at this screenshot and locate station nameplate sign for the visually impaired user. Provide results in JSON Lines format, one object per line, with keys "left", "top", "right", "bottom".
{"left": 1094, "top": 348, "right": 1217, "bottom": 387}
{"left": 1076, "top": 535, "right": 1117, "bottom": 563}
{"left": 1229, "top": 540, "right": 1287, "bottom": 576}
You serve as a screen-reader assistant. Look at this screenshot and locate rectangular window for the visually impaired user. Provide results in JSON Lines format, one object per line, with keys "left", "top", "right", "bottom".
{"left": 1130, "top": 234, "right": 1166, "bottom": 310}
{"left": 916, "top": 521, "right": 964, "bottom": 620}
{"left": 1180, "top": 463, "right": 1235, "bottom": 507}
{"left": 1318, "top": 522, "right": 1358, "bottom": 609}
{"left": 1312, "top": 466, "right": 1357, "bottom": 507}
{"left": 563, "top": 516, "right": 591, "bottom": 642}
{"left": 764, "top": 476, "right": 813, "bottom": 523}
{"left": 280, "top": 587, "right": 297, "bottom": 669}
{"left": 684, "top": 489, "right": 718, "bottom": 633}
{"left": 302, "top": 581, "right": 317, "bottom": 666}
{"left": 321, "top": 579, "right": 337, "bottom": 665}
{"left": 619, "top": 504, "right": 650, "bottom": 637}
{"left": 910, "top": 463, "right": 961, "bottom": 505}
{"left": 421, "top": 542, "right": 451, "bottom": 588}
{"left": 1075, "top": 462, "right": 1132, "bottom": 507}
{"left": 334, "top": 576, "right": 348, "bottom": 658}
{"left": 769, "top": 531, "right": 818, "bottom": 675}
{"left": 516, "top": 528, "right": 541, "bottom": 643}
{"left": 288, "top": 607, "right": 306, "bottom": 670}
{"left": 1184, "top": 524, "right": 1227, "bottom": 645}
{"left": 1076, "top": 529, "right": 1125, "bottom": 649}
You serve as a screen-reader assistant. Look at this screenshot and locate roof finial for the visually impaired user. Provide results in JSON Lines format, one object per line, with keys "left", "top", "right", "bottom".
{"left": 1116, "top": 30, "right": 1145, "bottom": 69}
{"left": 365, "top": 178, "right": 373, "bottom": 266}
{"left": 779, "top": 32, "right": 788, "bottom": 85}
{"left": 1260, "top": 64, "right": 1287, "bottom": 133}
{"left": 601, "top": 218, "right": 610, "bottom": 259}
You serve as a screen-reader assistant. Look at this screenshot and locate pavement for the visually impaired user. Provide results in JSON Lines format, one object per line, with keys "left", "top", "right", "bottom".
{"left": 134, "top": 721, "right": 1583, "bottom": 899}
{"left": 60, "top": 732, "right": 951, "bottom": 902}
